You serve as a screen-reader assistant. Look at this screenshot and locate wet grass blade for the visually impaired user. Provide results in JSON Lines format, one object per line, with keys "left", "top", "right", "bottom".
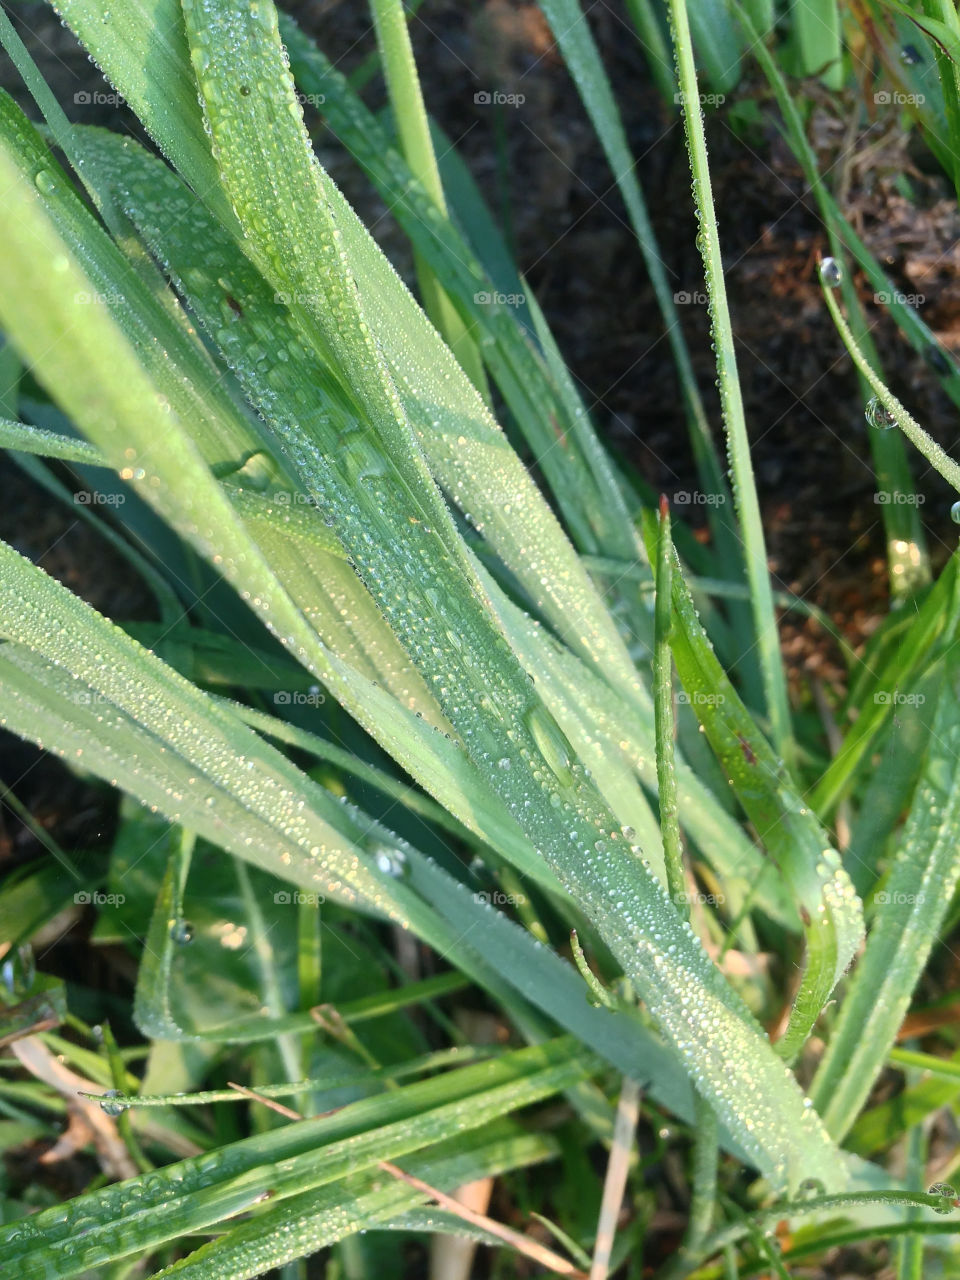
{"left": 151, "top": 1125, "right": 559, "bottom": 1280}
{"left": 368, "top": 0, "right": 489, "bottom": 396}
{"left": 643, "top": 509, "right": 864, "bottom": 1060}
{"left": 667, "top": 0, "right": 793, "bottom": 760}
{"left": 278, "top": 17, "right": 645, "bottom": 578}
{"left": 0, "top": 1040, "right": 589, "bottom": 1277}
{"left": 820, "top": 274, "right": 960, "bottom": 493}
{"left": 810, "top": 657, "right": 960, "bottom": 1139}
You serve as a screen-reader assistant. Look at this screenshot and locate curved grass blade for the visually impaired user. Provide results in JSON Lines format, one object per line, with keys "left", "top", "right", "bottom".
{"left": 643, "top": 509, "right": 864, "bottom": 1060}
{"left": 810, "top": 656, "right": 960, "bottom": 1139}
{"left": 0, "top": 417, "right": 103, "bottom": 465}
{"left": 819, "top": 275, "right": 960, "bottom": 493}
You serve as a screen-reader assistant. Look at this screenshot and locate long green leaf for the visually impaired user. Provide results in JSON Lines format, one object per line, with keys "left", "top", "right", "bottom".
{"left": 810, "top": 657, "right": 960, "bottom": 1139}
{"left": 647, "top": 512, "right": 864, "bottom": 1059}
{"left": 0, "top": 1039, "right": 589, "bottom": 1277}
{"left": 667, "top": 0, "right": 793, "bottom": 759}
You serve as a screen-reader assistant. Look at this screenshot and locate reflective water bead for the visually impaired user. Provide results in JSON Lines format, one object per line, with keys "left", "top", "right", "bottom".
{"left": 865, "top": 396, "right": 896, "bottom": 430}
{"left": 928, "top": 1182, "right": 958, "bottom": 1213}
{"left": 169, "top": 919, "right": 194, "bottom": 945}
{"left": 819, "top": 257, "right": 842, "bottom": 288}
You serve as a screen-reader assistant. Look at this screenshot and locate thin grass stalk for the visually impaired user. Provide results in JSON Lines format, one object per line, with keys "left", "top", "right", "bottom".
{"left": 665, "top": 0, "right": 793, "bottom": 762}
{"left": 368, "top": 0, "right": 489, "bottom": 396}
{"left": 820, "top": 278, "right": 960, "bottom": 492}
{"left": 655, "top": 497, "right": 686, "bottom": 911}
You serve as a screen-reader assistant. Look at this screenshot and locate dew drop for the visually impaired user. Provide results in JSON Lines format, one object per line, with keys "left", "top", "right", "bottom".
{"left": 797, "top": 1177, "right": 825, "bottom": 1198}
{"left": 928, "top": 1182, "right": 958, "bottom": 1213}
{"left": 100, "top": 1089, "right": 127, "bottom": 1117}
{"left": 951, "top": 501, "right": 960, "bottom": 525}
{"left": 169, "top": 919, "right": 194, "bottom": 945}
{"left": 819, "top": 257, "right": 842, "bottom": 288}
{"left": 865, "top": 396, "right": 896, "bottom": 430}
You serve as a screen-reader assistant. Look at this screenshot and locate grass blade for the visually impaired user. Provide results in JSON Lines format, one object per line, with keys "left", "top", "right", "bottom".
{"left": 810, "top": 657, "right": 960, "bottom": 1139}
{"left": 367, "top": 0, "right": 489, "bottom": 396}
{"left": 666, "top": 0, "right": 793, "bottom": 759}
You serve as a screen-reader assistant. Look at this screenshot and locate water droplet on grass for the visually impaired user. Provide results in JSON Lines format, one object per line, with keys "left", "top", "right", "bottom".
{"left": 951, "top": 501, "right": 960, "bottom": 525}
{"left": 100, "top": 1089, "right": 127, "bottom": 1117}
{"left": 797, "top": 1177, "right": 825, "bottom": 1198}
{"left": 819, "top": 257, "right": 842, "bottom": 288}
{"left": 928, "top": 1182, "right": 957, "bottom": 1213}
{"left": 169, "top": 919, "right": 194, "bottom": 945}
{"left": 865, "top": 396, "right": 896, "bottom": 430}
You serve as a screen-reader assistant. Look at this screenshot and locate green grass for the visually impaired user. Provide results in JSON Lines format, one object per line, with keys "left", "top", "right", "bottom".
{"left": 0, "top": 0, "right": 959, "bottom": 1276}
